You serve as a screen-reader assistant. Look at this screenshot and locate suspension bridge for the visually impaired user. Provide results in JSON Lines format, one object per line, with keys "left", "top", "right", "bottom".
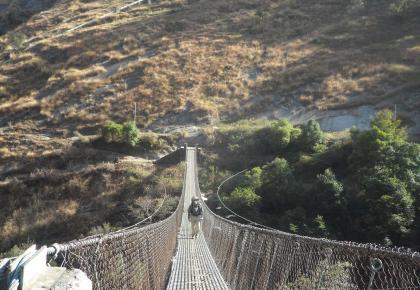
{"left": 5, "top": 146, "right": 420, "bottom": 289}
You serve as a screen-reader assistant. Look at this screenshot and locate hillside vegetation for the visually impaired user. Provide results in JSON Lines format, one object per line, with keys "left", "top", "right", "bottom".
{"left": 0, "top": 0, "right": 419, "bottom": 136}
{"left": 1, "top": 0, "right": 420, "bottom": 254}
{"left": 0, "top": 139, "right": 184, "bottom": 255}
{"left": 199, "top": 111, "right": 420, "bottom": 249}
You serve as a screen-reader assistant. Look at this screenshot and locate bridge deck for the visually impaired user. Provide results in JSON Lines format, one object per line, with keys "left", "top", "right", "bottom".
{"left": 166, "top": 148, "right": 229, "bottom": 290}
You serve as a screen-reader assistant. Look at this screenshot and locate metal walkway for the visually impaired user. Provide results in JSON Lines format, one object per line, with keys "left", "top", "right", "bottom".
{"left": 166, "top": 148, "right": 229, "bottom": 290}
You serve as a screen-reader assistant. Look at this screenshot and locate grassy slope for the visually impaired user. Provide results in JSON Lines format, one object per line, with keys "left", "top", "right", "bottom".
{"left": 0, "top": 0, "right": 419, "bottom": 135}
{"left": 0, "top": 139, "right": 184, "bottom": 253}
{"left": 1, "top": 0, "right": 420, "bottom": 252}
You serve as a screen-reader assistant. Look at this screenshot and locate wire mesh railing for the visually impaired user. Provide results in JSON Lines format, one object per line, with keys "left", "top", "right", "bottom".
{"left": 194, "top": 149, "right": 420, "bottom": 290}
{"left": 43, "top": 146, "right": 420, "bottom": 290}
{"left": 49, "top": 146, "right": 187, "bottom": 290}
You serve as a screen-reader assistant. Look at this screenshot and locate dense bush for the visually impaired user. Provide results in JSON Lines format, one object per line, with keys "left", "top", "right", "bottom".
{"left": 102, "top": 121, "right": 140, "bottom": 147}
{"left": 209, "top": 110, "right": 420, "bottom": 248}
{"left": 102, "top": 121, "right": 124, "bottom": 143}
{"left": 223, "top": 187, "right": 261, "bottom": 216}
{"left": 122, "top": 122, "right": 140, "bottom": 147}
{"left": 298, "top": 119, "right": 324, "bottom": 151}
{"left": 211, "top": 119, "right": 321, "bottom": 169}
{"left": 259, "top": 157, "right": 296, "bottom": 212}
{"left": 269, "top": 119, "right": 302, "bottom": 150}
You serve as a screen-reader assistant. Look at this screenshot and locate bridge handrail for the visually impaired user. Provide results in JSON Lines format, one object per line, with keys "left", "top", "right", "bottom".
{"left": 194, "top": 148, "right": 420, "bottom": 289}
{"left": 50, "top": 146, "right": 187, "bottom": 290}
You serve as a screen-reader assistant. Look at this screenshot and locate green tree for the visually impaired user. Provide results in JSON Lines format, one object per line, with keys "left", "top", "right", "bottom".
{"left": 268, "top": 119, "right": 302, "bottom": 151}
{"left": 348, "top": 110, "right": 417, "bottom": 244}
{"left": 357, "top": 170, "right": 415, "bottom": 244}
{"left": 299, "top": 120, "right": 324, "bottom": 151}
{"left": 122, "top": 121, "right": 140, "bottom": 147}
{"left": 243, "top": 167, "right": 262, "bottom": 189}
{"left": 223, "top": 187, "right": 261, "bottom": 215}
{"left": 389, "top": 142, "right": 420, "bottom": 190}
{"left": 259, "top": 157, "right": 296, "bottom": 211}
{"left": 316, "top": 169, "right": 344, "bottom": 208}
{"left": 315, "top": 168, "right": 347, "bottom": 234}
{"left": 349, "top": 110, "right": 407, "bottom": 171}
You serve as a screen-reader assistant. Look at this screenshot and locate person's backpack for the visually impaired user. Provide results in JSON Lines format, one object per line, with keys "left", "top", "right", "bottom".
{"left": 190, "top": 204, "right": 202, "bottom": 216}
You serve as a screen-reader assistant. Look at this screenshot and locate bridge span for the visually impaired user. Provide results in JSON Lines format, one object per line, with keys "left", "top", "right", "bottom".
{"left": 166, "top": 147, "right": 228, "bottom": 289}
{"left": 30, "top": 146, "right": 420, "bottom": 289}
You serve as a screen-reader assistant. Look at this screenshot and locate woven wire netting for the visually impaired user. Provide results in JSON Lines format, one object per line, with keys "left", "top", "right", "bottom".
{"left": 194, "top": 150, "right": 420, "bottom": 290}
{"left": 51, "top": 147, "right": 420, "bottom": 290}
{"left": 54, "top": 157, "right": 187, "bottom": 290}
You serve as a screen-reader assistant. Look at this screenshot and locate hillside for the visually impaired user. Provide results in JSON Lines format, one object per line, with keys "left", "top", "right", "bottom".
{"left": 198, "top": 113, "right": 420, "bottom": 249}
{"left": 0, "top": 0, "right": 419, "bottom": 138}
{"left": 1, "top": 0, "right": 420, "bottom": 254}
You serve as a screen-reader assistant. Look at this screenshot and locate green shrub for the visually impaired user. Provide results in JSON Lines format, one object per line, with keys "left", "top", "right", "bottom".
{"left": 356, "top": 169, "right": 415, "bottom": 243}
{"left": 102, "top": 121, "right": 140, "bottom": 147}
{"left": 223, "top": 187, "right": 261, "bottom": 215}
{"left": 298, "top": 120, "right": 324, "bottom": 151}
{"left": 269, "top": 119, "right": 301, "bottom": 150}
{"left": 102, "top": 121, "right": 124, "bottom": 143}
{"left": 316, "top": 168, "right": 346, "bottom": 224}
{"left": 349, "top": 110, "right": 408, "bottom": 171}
{"left": 259, "top": 157, "right": 297, "bottom": 212}
{"left": 243, "top": 167, "right": 263, "bottom": 189}
{"left": 122, "top": 121, "right": 140, "bottom": 147}
{"left": 317, "top": 169, "right": 344, "bottom": 201}
{"left": 8, "top": 32, "right": 27, "bottom": 50}
{"left": 285, "top": 261, "right": 356, "bottom": 289}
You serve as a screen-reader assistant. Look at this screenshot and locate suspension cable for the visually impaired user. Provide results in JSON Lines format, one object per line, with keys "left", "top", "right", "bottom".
{"left": 101, "top": 175, "right": 169, "bottom": 234}
{"left": 47, "top": 174, "right": 169, "bottom": 256}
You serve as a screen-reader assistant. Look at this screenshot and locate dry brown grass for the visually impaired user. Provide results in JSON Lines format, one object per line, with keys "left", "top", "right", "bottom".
{"left": 0, "top": 137, "right": 181, "bottom": 253}
{"left": 0, "top": 0, "right": 419, "bottom": 255}
{"left": 1, "top": 0, "right": 420, "bottom": 239}
{"left": 1, "top": 0, "right": 418, "bottom": 133}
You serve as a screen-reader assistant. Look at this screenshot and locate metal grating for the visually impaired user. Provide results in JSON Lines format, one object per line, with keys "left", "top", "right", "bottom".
{"left": 166, "top": 148, "right": 229, "bottom": 290}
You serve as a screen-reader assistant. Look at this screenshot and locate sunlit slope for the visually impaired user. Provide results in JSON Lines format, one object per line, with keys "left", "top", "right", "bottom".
{"left": 0, "top": 0, "right": 419, "bottom": 134}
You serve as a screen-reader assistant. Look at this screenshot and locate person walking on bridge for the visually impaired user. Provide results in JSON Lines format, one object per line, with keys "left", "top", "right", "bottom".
{"left": 188, "top": 196, "right": 203, "bottom": 239}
